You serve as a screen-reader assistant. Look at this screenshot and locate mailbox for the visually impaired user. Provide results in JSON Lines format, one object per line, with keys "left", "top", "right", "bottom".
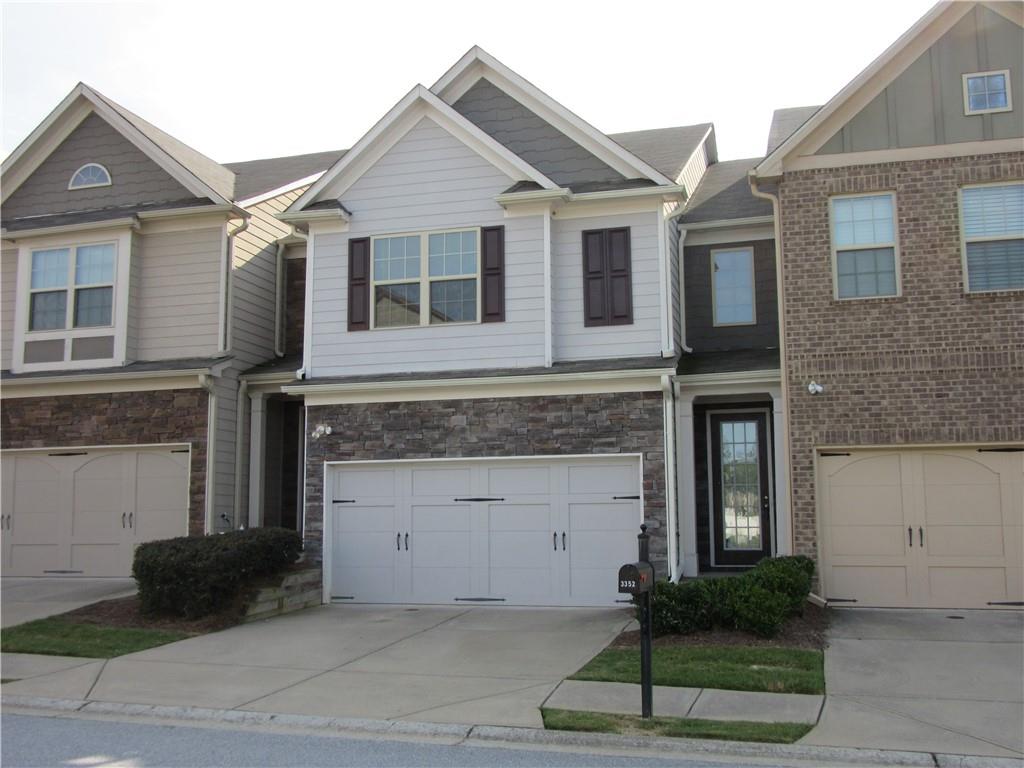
{"left": 618, "top": 562, "right": 654, "bottom": 595}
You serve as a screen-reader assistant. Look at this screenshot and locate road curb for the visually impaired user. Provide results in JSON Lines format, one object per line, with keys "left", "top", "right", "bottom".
{"left": 3, "top": 694, "right": 1019, "bottom": 767}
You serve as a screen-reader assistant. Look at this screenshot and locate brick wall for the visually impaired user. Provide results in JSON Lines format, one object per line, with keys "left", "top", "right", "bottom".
{"left": 304, "top": 391, "right": 668, "bottom": 574}
{"left": 1, "top": 389, "right": 209, "bottom": 535}
{"left": 779, "top": 151, "right": 1024, "bottom": 560}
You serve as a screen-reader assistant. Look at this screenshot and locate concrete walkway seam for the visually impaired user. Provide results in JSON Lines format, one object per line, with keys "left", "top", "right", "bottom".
{"left": 2, "top": 693, "right": 992, "bottom": 767}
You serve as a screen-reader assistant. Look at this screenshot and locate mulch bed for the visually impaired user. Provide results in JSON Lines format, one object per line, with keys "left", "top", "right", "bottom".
{"left": 610, "top": 602, "right": 830, "bottom": 651}
{"left": 59, "top": 595, "right": 242, "bottom": 635}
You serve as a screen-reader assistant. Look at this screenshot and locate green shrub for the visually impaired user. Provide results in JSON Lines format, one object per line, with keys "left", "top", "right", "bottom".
{"left": 133, "top": 528, "right": 302, "bottom": 619}
{"left": 648, "top": 556, "right": 815, "bottom": 639}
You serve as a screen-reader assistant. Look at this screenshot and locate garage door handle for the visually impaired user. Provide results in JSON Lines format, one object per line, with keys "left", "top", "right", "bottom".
{"left": 397, "top": 533, "right": 401, "bottom": 551}
{"left": 553, "top": 532, "right": 557, "bottom": 551}
{"left": 562, "top": 532, "right": 566, "bottom": 551}
{"left": 908, "top": 527, "right": 912, "bottom": 547}
{"left": 918, "top": 527, "right": 924, "bottom": 547}
{"left": 123, "top": 513, "right": 127, "bottom": 529}
{"left": 129, "top": 513, "right": 133, "bottom": 529}
{"left": 404, "top": 533, "right": 409, "bottom": 551}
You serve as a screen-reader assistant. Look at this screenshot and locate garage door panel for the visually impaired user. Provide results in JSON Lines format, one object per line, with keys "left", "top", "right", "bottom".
{"left": 411, "top": 503, "right": 471, "bottom": 532}
{"left": 411, "top": 467, "right": 472, "bottom": 496}
{"left": 410, "top": 567, "right": 470, "bottom": 601}
{"left": 7, "top": 544, "right": 64, "bottom": 576}
{"left": 928, "top": 567, "right": 1007, "bottom": 605}
{"left": 924, "top": 487, "right": 1002, "bottom": 526}
{"left": 829, "top": 486, "right": 906, "bottom": 526}
{"left": 11, "top": 456, "right": 63, "bottom": 545}
{"left": 488, "top": 503, "right": 552, "bottom": 532}
{"left": 135, "top": 453, "right": 189, "bottom": 542}
{"left": 926, "top": 525, "right": 1005, "bottom": 557}
{"left": 569, "top": 529, "right": 635, "bottom": 569}
{"left": 829, "top": 454, "right": 901, "bottom": 486}
{"left": 831, "top": 525, "right": 908, "bottom": 557}
{"left": 567, "top": 463, "right": 637, "bottom": 495}
{"left": 485, "top": 466, "right": 552, "bottom": 496}
{"left": 335, "top": 504, "right": 397, "bottom": 533}
{"left": 490, "top": 567, "right": 554, "bottom": 600}
{"left": 412, "top": 530, "right": 471, "bottom": 567}
{"left": 569, "top": 501, "right": 637, "bottom": 531}
{"left": 332, "top": 468, "right": 395, "bottom": 498}
{"left": 830, "top": 565, "right": 911, "bottom": 606}
{"left": 72, "top": 455, "right": 126, "bottom": 544}
{"left": 490, "top": 530, "right": 552, "bottom": 568}
{"left": 72, "top": 544, "right": 124, "bottom": 577}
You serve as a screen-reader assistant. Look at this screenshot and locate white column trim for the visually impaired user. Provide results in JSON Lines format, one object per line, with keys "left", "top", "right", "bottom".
{"left": 768, "top": 385, "right": 792, "bottom": 556}
{"left": 675, "top": 387, "right": 699, "bottom": 577}
{"left": 543, "top": 208, "right": 553, "bottom": 367}
{"left": 247, "top": 391, "right": 267, "bottom": 528}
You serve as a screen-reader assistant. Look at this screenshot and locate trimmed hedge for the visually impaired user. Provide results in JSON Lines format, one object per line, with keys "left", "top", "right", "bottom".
{"left": 133, "top": 528, "right": 302, "bottom": 619}
{"left": 650, "top": 556, "right": 815, "bottom": 638}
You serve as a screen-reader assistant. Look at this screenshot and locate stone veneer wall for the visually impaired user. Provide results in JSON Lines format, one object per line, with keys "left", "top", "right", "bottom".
{"left": 778, "top": 151, "right": 1024, "bottom": 561}
{"left": 1, "top": 388, "right": 209, "bottom": 535}
{"left": 304, "top": 391, "right": 668, "bottom": 574}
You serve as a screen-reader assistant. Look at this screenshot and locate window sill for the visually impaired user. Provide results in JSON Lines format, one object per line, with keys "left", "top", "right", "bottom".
{"left": 369, "top": 320, "right": 482, "bottom": 332}
{"left": 829, "top": 294, "right": 905, "bottom": 305}
{"left": 963, "top": 287, "right": 1024, "bottom": 297}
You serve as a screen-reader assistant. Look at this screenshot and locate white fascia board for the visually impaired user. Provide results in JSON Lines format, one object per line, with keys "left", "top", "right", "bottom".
{"left": 1, "top": 366, "right": 215, "bottom": 389}
{"left": 431, "top": 46, "right": 675, "bottom": 186}
{"left": 674, "top": 368, "right": 781, "bottom": 387}
{"left": 276, "top": 208, "right": 350, "bottom": 225}
{"left": 1, "top": 216, "right": 140, "bottom": 241}
{"left": 288, "top": 85, "right": 558, "bottom": 214}
{"left": 756, "top": 1, "right": 966, "bottom": 178}
{"left": 236, "top": 173, "right": 324, "bottom": 209}
{"left": 682, "top": 215, "right": 775, "bottom": 231}
{"left": 496, "top": 184, "right": 684, "bottom": 208}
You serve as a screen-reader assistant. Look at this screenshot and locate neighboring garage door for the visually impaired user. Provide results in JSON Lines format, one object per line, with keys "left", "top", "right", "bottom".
{"left": 1, "top": 447, "right": 190, "bottom": 577}
{"left": 819, "top": 448, "right": 1023, "bottom": 609}
{"left": 327, "top": 456, "right": 643, "bottom": 607}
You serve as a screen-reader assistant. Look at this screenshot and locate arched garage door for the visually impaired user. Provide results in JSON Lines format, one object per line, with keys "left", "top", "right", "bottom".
{"left": 1, "top": 446, "right": 190, "bottom": 577}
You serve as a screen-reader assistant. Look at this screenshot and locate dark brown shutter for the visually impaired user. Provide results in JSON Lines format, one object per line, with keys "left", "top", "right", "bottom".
{"left": 606, "top": 227, "right": 633, "bottom": 325}
{"left": 347, "top": 237, "right": 371, "bottom": 331}
{"left": 582, "top": 229, "right": 608, "bottom": 326}
{"left": 481, "top": 225, "right": 505, "bottom": 323}
{"left": 582, "top": 227, "right": 633, "bottom": 327}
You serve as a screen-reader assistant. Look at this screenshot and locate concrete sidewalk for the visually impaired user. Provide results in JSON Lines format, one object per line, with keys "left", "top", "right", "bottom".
{"left": 1, "top": 578, "right": 136, "bottom": 628}
{"left": 545, "top": 680, "right": 823, "bottom": 724}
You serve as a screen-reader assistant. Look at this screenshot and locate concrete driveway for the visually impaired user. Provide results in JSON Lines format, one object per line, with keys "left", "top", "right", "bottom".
{"left": 802, "top": 608, "right": 1024, "bottom": 759}
{"left": 1, "top": 578, "right": 136, "bottom": 628}
{"left": 2, "top": 605, "right": 631, "bottom": 728}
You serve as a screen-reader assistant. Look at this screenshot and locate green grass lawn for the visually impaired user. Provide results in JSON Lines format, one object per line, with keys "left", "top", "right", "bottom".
{"left": 1, "top": 617, "right": 189, "bottom": 659}
{"left": 542, "top": 709, "right": 813, "bottom": 743}
{"left": 570, "top": 646, "right": 824, "bottom": 695}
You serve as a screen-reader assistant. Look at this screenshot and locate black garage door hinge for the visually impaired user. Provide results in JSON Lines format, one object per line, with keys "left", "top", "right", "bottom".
{"left": 820, "top": 452, "right": 851, "bottom": 457}
{"left": 332, "top": 499, "right": 356, "bottom": 504}
{"left": 613, "top": 495, "right": 640, "bottom": 500}
{"left": 826, "top": 597, "right": 858, "bottom": 603}
{"left": 978, "top": 448, "right": 1024, "bottom": 453}
{"left": 47, "top": 451, "right": 87, "bottom": 457}
{"left": 455, "top": 597, "right": 507, "bottom": 602}
{"left": 988, "top": 601, "right": 1024, "bottom": 606}
{"left": 454, "top": 497, "right": 505, "bottom": 502}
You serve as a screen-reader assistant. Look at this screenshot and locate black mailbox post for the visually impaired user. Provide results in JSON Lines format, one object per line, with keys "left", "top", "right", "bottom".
{"left": 618, "top": 524, "right": 655, "bottom": 718}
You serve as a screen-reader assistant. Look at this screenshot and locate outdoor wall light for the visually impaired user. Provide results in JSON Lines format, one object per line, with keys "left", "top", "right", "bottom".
{"left": 311, "top": 424, "right": 333, "bottom": 440}
{"left": 807, "top": 381, "right": 825, "bottom": 395}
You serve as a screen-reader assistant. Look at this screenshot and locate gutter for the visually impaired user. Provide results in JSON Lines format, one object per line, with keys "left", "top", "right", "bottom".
{"left": 747, "top": 171, "right": 795, "bottom": 555}
{"left": 682, "top": 214, "right": 774, "bottom": 231}
{"left": 1, "top": 216, "right": 140, "bottom": 241}
{"left": 198, "top": 373, "right": 218, "bottom": 534}
{"left": 0, "top": 362, "right": 230, "bottom": 387}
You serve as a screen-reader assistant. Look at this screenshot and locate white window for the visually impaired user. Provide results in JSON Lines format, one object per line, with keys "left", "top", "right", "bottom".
{"left": 68, "top": 163, "right": 112, "bottom": 190}
{"left": 371, "top": 229, "right": 479, "bottom": 328}
{"left": 29, "top": 243, "right": 115, "bottom": 331}
{"left": 830, "top": 193, "right": 900, "bottom": 299}
{"left": 960, "top": 182, "right": 1024, "bottom": 293}
{"left": 711, "top": 247, "right": 755, "bottom": 326}
{"left": 963, "top": 70, "right": 1012, "bottom": 116}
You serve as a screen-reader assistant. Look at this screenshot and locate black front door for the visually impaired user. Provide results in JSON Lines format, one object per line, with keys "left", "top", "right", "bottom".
{"left": 710, "top": 412, "right": 772, "bottom": 566}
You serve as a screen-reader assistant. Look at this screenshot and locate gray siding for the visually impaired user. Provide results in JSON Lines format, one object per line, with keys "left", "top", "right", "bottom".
{"left": 453, "top": 78, "right": 625, "bottom": 188}
{"left": 212, "top": 371, "right": 237, "bottom": 532}
{"left": 231, "top": 187, "right": 305, "bottom": 367}
{"left": 2, "top": 112, "right": 194, "bottom": 221}
{"left": 309, "top": 117, "right": 545, "bottom": 377}
{"left": 126, "top": 231, "right": 141, "bottom": 361}
{"left": 683, "top": 239, "right": 778, "bottom": 354}
{"left": 551, "top": 210, "right": 663, "bottom": 361}
{"left": 1, "top": 248, "right": 16, "bottom": 370}
{"left": 134, "top": 226, "right": 222, "bottom": 360}
{"left": 667, "top": 208, "right": 681, "bottom": 351}
{"left": 818, "top": 5, "right": 1023, "bottom": 153}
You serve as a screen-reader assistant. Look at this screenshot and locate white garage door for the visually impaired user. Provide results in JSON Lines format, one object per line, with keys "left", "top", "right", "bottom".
{"left": 327, "top": 456, "right": 643, "bottom": 607}
{"left": 1, "top": 446, "right": 190, "bottom": 577}
{"left": 819, "top": 448, "right": 1023, "bottom": 609}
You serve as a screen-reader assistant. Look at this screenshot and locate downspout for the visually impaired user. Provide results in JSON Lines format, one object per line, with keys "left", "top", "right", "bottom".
{"left": 661, "top": 374, "right": 679, "bottom": 582}
{"left": 232, "top": 378, "right": 249, "bottom": 529}
{"left": 221, "top": 215, "right": 251, "bottom": 355}
{"left": 198, "top": 373, "right": 218, "bottom": 534}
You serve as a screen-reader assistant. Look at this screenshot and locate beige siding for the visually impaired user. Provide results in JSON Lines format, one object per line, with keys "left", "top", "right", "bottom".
{"left": 230, "top": 187, "right": 306, "bottom": 366}
{"left": 126, "top": 231, "right": 141, "bottom": 361}
{"left": 678, "top": 140, "right": 710, "bottom": 199}
{"left": 134, "top": 226, "right": 222, "bottom": 360}
{"left": 818, "top": 5, "right": 1023, "bottom": 153}
{"left": 1, "top": 247, "right": 17, "bottom": 370}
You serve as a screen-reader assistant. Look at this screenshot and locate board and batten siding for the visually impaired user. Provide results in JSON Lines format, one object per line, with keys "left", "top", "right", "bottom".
{"left": 1, "top": 248, "right": 17, "bottom": 370}
{"left": 551, "top": 210, "right": 663, "bottom": 361}
{"left": 231, "top": 187, "right": 306, "bottom": 366}
{"left": 133, "top": 226, "right": 222, "bottom": 360}
{"left": 309, "top": 117, "right": 545, "bottom": 377}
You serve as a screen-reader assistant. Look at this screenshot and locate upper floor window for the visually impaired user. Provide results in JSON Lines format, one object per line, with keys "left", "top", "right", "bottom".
{"left": 29, "top": 243, "right": 115, "bottom": 331}
{"left": 371, "top": 228, "right": 479, "bottom": 328}
{"left": 68, "top": 163, "right": 112, "bottom": 190}
{"left": 963, "top": 70, "right": 1012, "bottom": 115}
{"left": 712, "top": 247, "right": 755, "bottom": 326}
{"left": 960, "top": 182, "right": 1024, "bottom": 293}
{"left": 830, "top": 193, "right": 899, "bottom": 299}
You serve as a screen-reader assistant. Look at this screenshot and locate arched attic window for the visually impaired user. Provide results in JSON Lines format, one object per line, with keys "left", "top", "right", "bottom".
{"left": 68, "top": 163, "right": 111, "bottom": 190}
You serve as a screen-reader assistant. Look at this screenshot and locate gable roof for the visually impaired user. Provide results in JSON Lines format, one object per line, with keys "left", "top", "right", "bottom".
{"left": 756, "top": 1, "right": 1024, "bottom": 177}
{"left": 288, "top": 84, "right": 559, "bottom": 213}
{"left": 432, "top": 47, "right": 675, "bottom": 186}
{"left": 681, "top": 158, "right": 772, "bottom": 224}
{"left": 2, "top": 83, "right": 235, "bottom": 205}
{"left": 225, "top": 149, "right": 348, "bottom": 203}
{"left": 610, "top": 124, "right": 714, "bottom": 182}
{"left": 765, "top": 107, "right": 820, "bottom": 155}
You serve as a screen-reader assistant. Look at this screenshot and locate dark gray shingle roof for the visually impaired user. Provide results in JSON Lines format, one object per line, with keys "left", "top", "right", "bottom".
{"left": 765, "top": 106, "right": 820, "bottom": 155}
{"left": 609, "top": 124, "right": 712, "bottom": 181}
{"left": 1, "top": 197, "right": 214, "bottom": 233}
{"left": 224, "top": 149, "right": 348, "bottom": 202}
{"left": 677, "top": 348, "right": 780, "bottom": 376}
{"left": 680, "top": 158, "right": 771, "bottom": 224}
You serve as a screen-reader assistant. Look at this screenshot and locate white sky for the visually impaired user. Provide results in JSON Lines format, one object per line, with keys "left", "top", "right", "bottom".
{"left": 2, "top": 0, "right": 934, "bottom": 166}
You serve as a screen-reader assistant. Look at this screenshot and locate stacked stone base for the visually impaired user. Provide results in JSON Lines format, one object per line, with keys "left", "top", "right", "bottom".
{"left": 244, "top": 568, "right": 322, "bottom": 622}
